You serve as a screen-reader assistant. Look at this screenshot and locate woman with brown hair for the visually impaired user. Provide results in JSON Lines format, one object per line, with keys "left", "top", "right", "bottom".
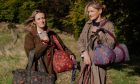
{"left": 24, "top": 9, "right": 75, "bottom": 83}
{"left": 78, "top": 1, "right": 116, "bottom": 84}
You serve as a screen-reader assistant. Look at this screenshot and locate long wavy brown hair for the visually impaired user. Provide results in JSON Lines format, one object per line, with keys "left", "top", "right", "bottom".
{"left": 24, "top": 9, "right": 47, "bottom": 31}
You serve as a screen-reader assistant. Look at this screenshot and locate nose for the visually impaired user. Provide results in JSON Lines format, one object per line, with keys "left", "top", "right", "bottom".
{"left": 88, "top": 12, "right": 92, "bottom": 17}
{"left": 40, "top": 19, "right": 45, "bottom": 23}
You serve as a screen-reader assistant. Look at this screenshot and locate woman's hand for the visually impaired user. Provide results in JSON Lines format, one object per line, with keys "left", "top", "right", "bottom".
{"left": 39, "top": 31, "right": 50, "bottom": 43}
{"left": 40, "top": 35, "right": 49, "bottom": 44}
{"left": 91, "top": 26, "right": 98, "bottom": 33}
{"left": 42, "top": 35, "right": 49, "bottom": 41}
{"left": 82, "top": 51, "right": 91, "bottom": 65}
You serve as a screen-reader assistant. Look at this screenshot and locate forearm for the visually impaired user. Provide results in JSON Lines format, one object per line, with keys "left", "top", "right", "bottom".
{"left": 34, "top": 41, "right": 48, "bottom": 59}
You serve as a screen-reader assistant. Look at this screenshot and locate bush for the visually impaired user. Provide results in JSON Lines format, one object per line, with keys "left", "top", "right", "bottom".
{"left": 18, "top": 1, "right": 37, "bottom": 23}
{"left": 61, "top": 0, "right": 86, "bottom": 39}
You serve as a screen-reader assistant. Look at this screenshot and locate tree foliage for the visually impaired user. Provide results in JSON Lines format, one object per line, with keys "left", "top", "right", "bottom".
{"left": 0, "top": 0, "right": 139, "bottom": 53}
{"left": 0, "top": 0, "right": 37, "bottom": 23}
{"left": 18, "top": 1, "right": 37, "bottom": 23}
{"left": 61, "top": 0, "right": 140, "bottom": 53}
{"left": 104, "top": 0, "right": 140, "bottom": 54}
{"left": 61, "top": 0, "right": 87, "bottom": 39}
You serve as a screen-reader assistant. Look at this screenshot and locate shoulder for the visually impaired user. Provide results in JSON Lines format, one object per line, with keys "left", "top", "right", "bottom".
{"left": 106, "top": 20, "right": 114, "bottom": 26}
{"left": 102, "top": 19, "right": 114, "bottom": 27}
{"left": 85, "top": 20, "right": 92, "bottom": 26}
{"left": 25, "top": 31, "right": 34, "bottom": 40}
{"left": 47, "top": 29, "right": 57, "bottom": 36}
{"left": 82, "top": 20, "right": 92, "bottom": 30}
{"left": 101, "top": 19, "right": 115, "bottom": 32}
{"left": 101, "top": 19, "right": 114, "bottom": 30}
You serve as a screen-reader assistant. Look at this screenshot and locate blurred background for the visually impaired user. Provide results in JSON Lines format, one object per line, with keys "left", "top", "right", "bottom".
{"left": 0, "top": 0, "right": 140, "bottom": 84}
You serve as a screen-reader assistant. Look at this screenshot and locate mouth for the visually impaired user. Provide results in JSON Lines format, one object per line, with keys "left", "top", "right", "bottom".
{"left": 89, "top": 16, "right": 94, "bottom": 18}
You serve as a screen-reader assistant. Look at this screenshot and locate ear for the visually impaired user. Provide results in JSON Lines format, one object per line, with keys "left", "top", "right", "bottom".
{"left": 99, "top": 9, "right": 102, "bottom": 14}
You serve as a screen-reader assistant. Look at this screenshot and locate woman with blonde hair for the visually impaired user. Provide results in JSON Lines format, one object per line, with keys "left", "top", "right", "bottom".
{"left": 78, "top": 1, "right": 115, "bottom": 84}
{"left": 24, "top": 9, "right": 75, "bottom": 83}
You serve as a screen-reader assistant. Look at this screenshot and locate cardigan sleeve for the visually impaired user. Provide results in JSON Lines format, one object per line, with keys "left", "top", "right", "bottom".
{"left": 24, "top": 33, "right": 35, "bottom": 57}
{"left": 24, "top": 32, "right": 48, "bottom": 59}
{"left": 55, "top": 34, "right": 75, "bottom": 56}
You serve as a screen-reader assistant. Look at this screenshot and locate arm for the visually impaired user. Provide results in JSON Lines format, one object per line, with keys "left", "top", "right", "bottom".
{"left": 34, "top": 38, "right": 48, "bottom": 59}
{"left": 78, "top": 23, "right": 91, "bottom": 64}
{"left": 98, "top": 21, "right": 116, "bottom": 48}
{"left": 77, "top": 24, "right": 88, "bottom": 53}
{"left": 55, "top": 34, "right": 75, "bottom": 56}
{"left": 24, "top": 33, "right": 35, "bottom": 57}
{"left": 47, "top": 30, "right": 75, "bottom": 57}
{"left": 24, "top": 33, "right": 48, "bottom": 59}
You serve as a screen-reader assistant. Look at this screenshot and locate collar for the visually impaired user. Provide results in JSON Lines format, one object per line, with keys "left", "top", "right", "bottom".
{"left": 86, "top": 18, "right": 107, "bottom": 27}
{"left": 31, "top": 26, "right": 49, "bottom": 36}
{"left": 92, "top": 20, "right": 100, "bottom": 26}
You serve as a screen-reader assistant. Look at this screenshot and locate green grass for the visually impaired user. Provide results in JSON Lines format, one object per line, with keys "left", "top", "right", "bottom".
{"left": 0, "top": 32, "right": 12, "bottom": 45}
{"left": 0, "top": 28, "right": 140, "bottom": 84}
{"left": 0, "top": 55, "right": 21, "bottom": 84}
{"left": 107, "top": 68, "right": 137, "bottom": 84}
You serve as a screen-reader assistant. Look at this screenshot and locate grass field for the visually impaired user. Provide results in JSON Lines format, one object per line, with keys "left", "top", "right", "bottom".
{"left": 0, "top": 23, "right": 140, "bottom": 84}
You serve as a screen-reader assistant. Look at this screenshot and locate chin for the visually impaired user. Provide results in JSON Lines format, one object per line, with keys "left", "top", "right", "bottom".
{"left": 90, "top": 18, "right": 95, "bottom": 21}
{"left": 40, "top": 25, "right": 45, "bottom": 28}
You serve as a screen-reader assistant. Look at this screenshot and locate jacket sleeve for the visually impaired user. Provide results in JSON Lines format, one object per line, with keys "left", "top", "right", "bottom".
{"left": 24, "top": 33, "right": 48, "bottom": 59}
{"left": 99, "top": 21, "right": 116, "bottom": 49}
{"left": 24, "top": 33, "right": 35, "bottom": 57}
{"left": 77, "top": 24, "right": 88, "bottom": 53}
{"left": 55, "top": 34, "right": 75, "bottom": 56}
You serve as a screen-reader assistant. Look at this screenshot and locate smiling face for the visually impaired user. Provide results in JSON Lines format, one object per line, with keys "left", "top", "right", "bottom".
{"left": 87, "top": 6, "right": 102, "bottom": 21}
{"left": 34, "top": 13, "right": 46, "bottom": 29}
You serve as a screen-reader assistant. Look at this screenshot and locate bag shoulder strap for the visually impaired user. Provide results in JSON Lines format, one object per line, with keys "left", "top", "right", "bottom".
{"left": 97, "top": 19, "right": 117, "bottom": 43}
{"left": 88, "top": 20, "right": 109, "bottom": 49}
{"left": 100, "top": 28, "right": 118, "bottom": 43}
{"left": 27, "top": 49, "right": 35, "bottom": 71}
{"left": 52, "top": 35, "right": 64, "bottom": 51}
{"left": 99, "top": 19, "right": 108, "bottom": 28}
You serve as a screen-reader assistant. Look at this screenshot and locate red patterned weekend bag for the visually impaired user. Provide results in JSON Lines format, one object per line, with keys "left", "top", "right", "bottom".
{"left": 52, "top": 35, "right": 73, "bottom": 73}
{"left": 53, "top": 50, "right": 73, "bottom": 73}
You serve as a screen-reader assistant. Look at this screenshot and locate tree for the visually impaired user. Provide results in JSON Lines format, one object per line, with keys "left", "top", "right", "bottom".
{"left": 61, "top": 0, "right": 87, "bottom": 39}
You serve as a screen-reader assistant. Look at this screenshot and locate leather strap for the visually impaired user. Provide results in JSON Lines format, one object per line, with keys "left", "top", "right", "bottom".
{"left": 99, "top": 28, "right": 126, "bottom": 62}
{"left": 88, "top": 20, "right": 109, "bottom": 49}
{"left": 77, "top": 64, "right": 93, "bottom": 84}
{"left": 100, "top": 20, "right": 108, "bottom": 27}
{"left": 26, "top": 49, "right": 35, "bottom": 83}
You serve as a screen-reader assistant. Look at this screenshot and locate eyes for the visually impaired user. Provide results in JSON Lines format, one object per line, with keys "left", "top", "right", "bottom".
{"left": 87, "top": 6, "right": 99, "bottom": 14}
{"left": 88, "top": 10, "right": 96, "bottom": 14}
{"left": 34, "top": 13, "right": 46, "bottom": 21}
{"left": 36, "top": 17, "right": 45, "bottom": 21}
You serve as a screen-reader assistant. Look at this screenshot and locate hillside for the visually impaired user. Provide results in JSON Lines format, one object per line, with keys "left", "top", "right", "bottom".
{"left": 0, "top": 23, "right": 139, "bottom": 84}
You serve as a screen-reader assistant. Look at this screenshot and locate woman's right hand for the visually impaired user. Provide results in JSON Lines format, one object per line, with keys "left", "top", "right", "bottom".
{"left": 91, "top": 26, "right": 98, "bottom": 33}
{"left": 82, "top": 51, "right": 91, "bottom": 65}
{"left": 42, "top": 35, "right": 49, "bottom": 41}
{"left": 39, "top": 31, "right": 50, "bottom": 42}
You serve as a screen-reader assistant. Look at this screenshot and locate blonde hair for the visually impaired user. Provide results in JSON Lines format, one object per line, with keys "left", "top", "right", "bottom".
{"left": 84, "top": 1, "right": 106, "bottom": 17}
{"left": 24, "top": 9, "right": 47, "bottom": 31}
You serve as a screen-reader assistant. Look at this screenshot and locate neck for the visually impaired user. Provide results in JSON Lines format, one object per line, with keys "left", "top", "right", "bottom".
{"left": 37, "top": 27, "right": 44, "bottom": 33}
{"left": 95, "top": 15, "right": 103, "bottom": 22}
